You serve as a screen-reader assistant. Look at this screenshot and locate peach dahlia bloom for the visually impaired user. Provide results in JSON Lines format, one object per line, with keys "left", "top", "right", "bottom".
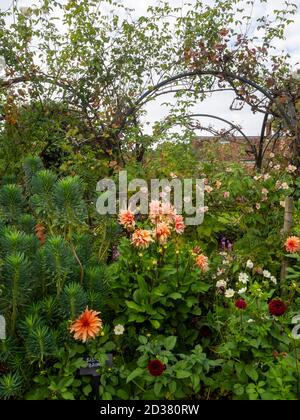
{"left": 155, "top": 222, "right": 171, "bottom": 244}
{"left": 70, "top": 308, "right": 103, "bottom": 343}
{"left": 285, "top": 236, "right": 300, "bottom": 253}
{"left": 131, "top": 229, "right": 153, "bottom": 249}
{"left": 174, "top": 214, "right": 185, "bottom": 234}
{"left": 195, "top": 254, "right": 209, "bottom": 271}
{"left": 118, "top": 209, "right": 135, "bottom": 230}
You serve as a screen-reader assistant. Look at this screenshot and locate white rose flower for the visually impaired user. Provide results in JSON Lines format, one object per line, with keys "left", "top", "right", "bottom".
{"left": 216, "top": 279, "right": 227, "bottom": 289}
{"left": 238, "top": 272, "right": 249, "bottom": 284}
{"left": 263, "top": 270, "right": 271, "bottom": 278}
{"left": 270, "top": 276, "right": 277, "bottom": 285}
{"left": 247, "top": 319, "right": 255, "bottom": 323}
{"left": 238, "top": 287, "right": 247, "bottom": 295}
{"left": 225, "top": 288, "right": 235, "bottom": 298}
{"left": 246, "top": 260, "right": 254, "bottom": 269}
{"left": 114, "top": 324, "right": 125, "bottom": 336}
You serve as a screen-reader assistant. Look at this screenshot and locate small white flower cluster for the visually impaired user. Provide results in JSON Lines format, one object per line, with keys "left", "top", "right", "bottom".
{"left": 286, "top": 164, "right": 297, "bottom": 174}
{"left": 114, "top": 324, "right": 125, "bottom": 335}
{"left": 276, "top": 181, "right": 289, "bottom": 190}
{"left": 238, "top": 272, "right": 249, "bottom": 284}
{"left": 204, "top": 185, "right": 213, "bottom": 193}
{"left": 215, "top": 279, "right": 235, "bottom": 298}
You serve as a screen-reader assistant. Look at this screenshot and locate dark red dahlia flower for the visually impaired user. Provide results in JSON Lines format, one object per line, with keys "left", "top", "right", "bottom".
{"left": 235, "top": 299, "right": 247, "bottom": 310}
{"left": 147, "top": 359, "right": 165, "bottom": 376}
{"left": 268, "top": 299, "right": 287, "bottom": 316}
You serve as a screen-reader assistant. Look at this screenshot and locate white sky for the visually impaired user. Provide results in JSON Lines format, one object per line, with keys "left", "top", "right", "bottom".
{"left": 1, "top": 0, "right": 300, "bottom": 136}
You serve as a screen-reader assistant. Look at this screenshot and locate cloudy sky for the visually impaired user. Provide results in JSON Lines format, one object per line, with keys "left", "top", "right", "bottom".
{"left": 1, "top": 0, "right": 300, "bottom": 136}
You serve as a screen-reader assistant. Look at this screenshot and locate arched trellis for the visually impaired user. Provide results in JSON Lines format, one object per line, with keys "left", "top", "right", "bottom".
{"left": 119, "top": 69, "right": 293, "bottom": 168}
{"left": 151, "top": 112, "right": 284, "bottom": 169}
{"left": 0, "top": 68, "right": 295, "bottom": 168}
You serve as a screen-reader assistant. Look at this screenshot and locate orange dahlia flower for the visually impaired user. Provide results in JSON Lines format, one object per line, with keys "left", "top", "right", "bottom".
{"left": 131, "top": 229, "right": 153, "bottom": 249}
{"left": 118, "top": 209, "right": 135, "bottom": 230}
{"left": 155, "top": 222, "right": 171, "bottom": 244}
{"left": 70, "top": 308, "right": 103, "bottom": 343}
{"left": 195, "top": 254, "right": 209, "bottom": 271}
{"left": 285, "top": 236, "right": 300, "bottom": 253}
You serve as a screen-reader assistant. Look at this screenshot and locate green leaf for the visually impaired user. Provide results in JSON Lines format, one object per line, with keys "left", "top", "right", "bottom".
{"left": 83, "top": 384, "right": 92, "bottom": 396}
{"left": 168, "top": 292, "right": 182, "bottom": 300}
{"left": 61, "top": 391, "right": 75, "bottom": 400}
{"left": 102, "top": 392, "right": 112, "bottom": 400}
{"left": 154, "top": 382, "right": 162, "bottom": 396}
{"left": 126, "top": 301, "right": 144, "bottom": 312}
{"left": 126, "top": 368, "right": 144, "bottom": 383}
{"left": 138, "top": 335, "right": 148, "bottom": 345}
{"left": 168, "top": 381, "right": 176, "bottom": 394}
{"left": 116, "top": 389, "right": 129, "bottom": 400}
{"left": 164, "top": 336, "right": 177, "bottom": 351}
{"left": 245, "top": 365, "right": 258, "bottom": 382}
{"left": 176, "top": 370, "right": 191, "bottom": 379}
{"left": 150, "top": 319, "right": 161, "bottom": 329}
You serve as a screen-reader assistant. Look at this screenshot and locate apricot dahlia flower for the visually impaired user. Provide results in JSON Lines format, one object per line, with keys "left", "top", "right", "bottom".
{"left": 131, "top": 229, "right": 153, "bottom": 249}
{"left": 285, "top": 236, "right": 300, "bottom": 253}
{"left": 155, "top": 222, "right": 171, "bottom": 244}
{"left": 70, "top": 308, "right": 103, "bottom": 343}
{"left": 118, "top": 209, "right": 135, "bottom": 230}
{"left": 195, "top": 254, "right": 209, "bottom": 271}
{"left": 174, "top": 214, "right": 185, "bottom": 234}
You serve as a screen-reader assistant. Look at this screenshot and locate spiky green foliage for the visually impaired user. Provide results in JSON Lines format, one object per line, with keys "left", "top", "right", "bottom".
{"left": 39, "top": 296, "right": 62, "bottom": 325}
{"left": 0, "top": 372, "right": 23, "bottom": 400}
{"left": 0, "top": 184, "right": 25, "bottom": 223}
{"left": 1, "top": 174, "right": 17, "bottom": 185}
{"left": 85, "top": 265, "right": 110, "bottom": 293}
{"left": 25, "top": 325, "right": 56, "bottom": 363}
{"left": 23, "top": 156, "right": 44, "bottom": 192}
{"left": 1, "top": 252, "right": 31, "bottom": 334}
{"left": 30, "top": 170, "right": 57, "bottom": 218}
{"left": 53, "top": 176, "right": 87, "bottom": 225}
{"left": 19, "top": 313, "right": 42, "bottom": 338}
{"left": 0, "top": 228, "right": 39, "bottom": 259}
{"left": 17, "top": 214, "right": 36, "bottom": 233}
{"left": 72, "top": 233, "right": 94, "bottom": 266}
{"left": 43, "top": 236, "right": 75, "bottom": 297}
{"left": 60, "top": 282, "right": 87, "bottom": 319}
